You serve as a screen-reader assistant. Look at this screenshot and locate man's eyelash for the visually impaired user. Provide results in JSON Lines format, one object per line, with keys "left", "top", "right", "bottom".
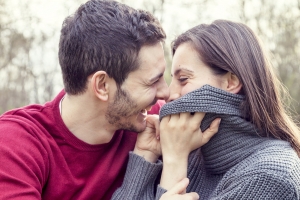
{"left": 151, "top": 79, "right": 160, "bottom": 85}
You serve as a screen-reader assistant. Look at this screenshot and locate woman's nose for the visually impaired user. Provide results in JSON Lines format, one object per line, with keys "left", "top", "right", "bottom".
{"left": 156, "top": 79, "right": 170, "bottom": 101}
{"left": 167, "top": 81, "right": 181, "bottom": 102}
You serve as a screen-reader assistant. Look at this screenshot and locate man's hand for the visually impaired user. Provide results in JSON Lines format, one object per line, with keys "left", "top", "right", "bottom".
{"left": 160, "top": 178, "right": 199, "bottom": 200}
{"left": 133, "top": 115, "right": 161, "bottom": 163}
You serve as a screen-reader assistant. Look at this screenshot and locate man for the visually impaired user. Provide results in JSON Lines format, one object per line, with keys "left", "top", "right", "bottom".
{"left": 0, "top": 0, "right": 168, "bottom": 199}
{"left": 0, "top": 0, "right": 218, "bottom": 199}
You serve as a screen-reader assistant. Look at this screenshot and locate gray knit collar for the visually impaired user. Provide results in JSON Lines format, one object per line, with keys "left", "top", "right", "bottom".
{"left": 159, "top": 84, "right": 244, "bottom": 121}
{"left": 159, "top": 84, "right": 272, "bottom": 174}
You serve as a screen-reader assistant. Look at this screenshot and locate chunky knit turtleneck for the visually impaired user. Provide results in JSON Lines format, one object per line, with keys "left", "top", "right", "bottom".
{"left": 160, "top": 84, "right": 270, "bottom": 174}
{"left": 158, "top": 84, "right": 300, "bottom": 199}
{"left": 113, "top": 85, "right": 300, "bottom": 200}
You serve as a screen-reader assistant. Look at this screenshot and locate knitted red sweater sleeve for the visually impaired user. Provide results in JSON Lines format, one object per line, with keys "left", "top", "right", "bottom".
{"left": 0, "top": 118, "right": 48, "bottom": 199}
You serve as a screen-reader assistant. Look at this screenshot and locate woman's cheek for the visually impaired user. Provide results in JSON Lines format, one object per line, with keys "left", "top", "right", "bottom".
{"left": 182, "top": 85, "right": 193, "bottom": 96}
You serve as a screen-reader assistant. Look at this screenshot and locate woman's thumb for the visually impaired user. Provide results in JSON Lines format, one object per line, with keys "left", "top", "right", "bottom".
{"left": 167, "top": 178, "right": 189, "bottom": 195}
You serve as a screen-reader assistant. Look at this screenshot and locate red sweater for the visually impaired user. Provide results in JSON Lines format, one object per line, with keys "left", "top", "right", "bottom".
{"left": 0, "top": 90, "right": 164, "bottom": 199}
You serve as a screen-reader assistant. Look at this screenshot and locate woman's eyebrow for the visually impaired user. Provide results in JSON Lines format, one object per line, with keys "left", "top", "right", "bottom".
{"left": 172, "top": 68, "right": 194, "bottom": 77}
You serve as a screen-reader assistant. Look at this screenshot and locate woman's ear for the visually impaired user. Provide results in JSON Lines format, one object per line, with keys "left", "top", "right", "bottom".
{"left": 224, "top": 72, "right": 242, "bottom": 94}
{"left": 90, "top": 71, "right": 110, "bottom": 101}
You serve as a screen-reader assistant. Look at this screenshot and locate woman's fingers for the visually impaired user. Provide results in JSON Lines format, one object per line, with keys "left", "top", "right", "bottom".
{"left": 200, "top": 118, "right": 221, "bottom": 145}
{"left": 160, "top": 178, "right": 199, "bottom": 200}
{"left": 189, "top": 112, "right": 205, "bottom": 127}
{"left": 166, "top": 178, "right": 189, "bottom": 195}
{"left": 160, "top": 112, "right": 221, "bottom": 157}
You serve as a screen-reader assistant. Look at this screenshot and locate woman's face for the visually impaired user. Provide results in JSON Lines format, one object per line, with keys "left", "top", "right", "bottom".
{"left": 168, "top": 42, "right": 228, "bottom": 102}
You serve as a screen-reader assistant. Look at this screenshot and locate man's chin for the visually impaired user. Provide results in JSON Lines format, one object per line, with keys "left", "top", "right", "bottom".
{"left": 124, "top": 120, "right": 147, "bottom": 133}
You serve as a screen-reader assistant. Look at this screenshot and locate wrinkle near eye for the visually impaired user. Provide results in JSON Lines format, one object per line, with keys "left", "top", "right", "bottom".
{"left": 179, "top": 75, "right": 187, "bottom": 79}
{"left": 149, "top": 73, "right": 163, "bottom": 83}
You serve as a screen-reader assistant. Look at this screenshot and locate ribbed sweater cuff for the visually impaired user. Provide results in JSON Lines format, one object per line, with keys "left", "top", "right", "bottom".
{"left": 155, "top": 185, "right": 167, "bottom": 200}
{"left": 112, "top": 152, "right": 162, "bottom": 199}
{"left": 127, "top": 151, "right": 162, "bottom": 176}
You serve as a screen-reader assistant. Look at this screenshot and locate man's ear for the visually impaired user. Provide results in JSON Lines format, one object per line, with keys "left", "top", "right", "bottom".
{"left": 224, "top": 72, "right": 242, "bottom": 94}
{"left": 90, "top": 71, "right": 110, "bottom": 101}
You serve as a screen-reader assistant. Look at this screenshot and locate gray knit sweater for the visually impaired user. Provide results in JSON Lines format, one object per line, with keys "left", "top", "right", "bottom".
{"left": 112, "top": 85, "right": 300, "bottom": 200}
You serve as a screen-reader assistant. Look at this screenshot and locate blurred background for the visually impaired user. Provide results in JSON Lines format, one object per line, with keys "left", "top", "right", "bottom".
{"left": 0, "top": 0, "right": 299, "bottom": 120}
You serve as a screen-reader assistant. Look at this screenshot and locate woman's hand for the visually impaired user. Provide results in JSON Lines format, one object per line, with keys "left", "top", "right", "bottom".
{"left": 159, "top": 112, "right": 220, "bottom": 190}
{"left": 160, "top": 178, "right": 199, "bottom": 200}
{"left": 160, "top": 112, "right": 220, "bottom": 162}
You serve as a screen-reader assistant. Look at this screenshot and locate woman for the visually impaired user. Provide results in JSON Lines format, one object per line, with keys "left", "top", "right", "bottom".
{"left": 158, "top": 19, "right": 300, "bottom": 199}
{"left": 112, "top": 20, "right": 300, "bottom": 200}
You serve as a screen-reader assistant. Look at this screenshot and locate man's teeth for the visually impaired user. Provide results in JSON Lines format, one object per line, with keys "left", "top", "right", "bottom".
{"left": 146, "top": 106, "right": 152, "bottom": 111}
{"left": 140, "top": 106, "right": 152, "bottom": 115}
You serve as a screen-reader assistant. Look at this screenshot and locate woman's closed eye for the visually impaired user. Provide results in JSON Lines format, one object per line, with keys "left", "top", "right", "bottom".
{"left": 178, "top": 76, "right": 188, "bottom": 82}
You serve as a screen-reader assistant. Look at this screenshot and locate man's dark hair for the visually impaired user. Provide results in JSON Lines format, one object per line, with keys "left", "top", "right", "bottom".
{"left": 59, "top": 0, "right": 166, "bottom": 95}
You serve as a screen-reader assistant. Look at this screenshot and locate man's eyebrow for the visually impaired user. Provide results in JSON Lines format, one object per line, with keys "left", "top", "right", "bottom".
{"left": 149, "top": 73, "right": 164, "bottom": 82}
{"left": 171, "top": 68, "right": 194, "bottom": 77}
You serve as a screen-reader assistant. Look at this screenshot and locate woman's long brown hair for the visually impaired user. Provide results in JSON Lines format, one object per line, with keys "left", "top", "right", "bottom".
{"left": 172, "top": 19, "right": 300, "bottom": 156}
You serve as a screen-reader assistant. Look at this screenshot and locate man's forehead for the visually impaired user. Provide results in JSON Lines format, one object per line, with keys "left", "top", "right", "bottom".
{"left": 123, "top": 42, "right": 165, "bottom": 83}
{"left": 137, "top": 43, "right": 164, "bottom": 61}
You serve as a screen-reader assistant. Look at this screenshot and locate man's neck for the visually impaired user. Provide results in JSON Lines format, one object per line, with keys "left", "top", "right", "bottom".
{"left": 61, "top": 94, "right": 116, "bottom": 145}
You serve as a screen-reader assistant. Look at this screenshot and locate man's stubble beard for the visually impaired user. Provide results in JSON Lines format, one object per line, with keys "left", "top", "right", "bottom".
{"left": 105, "top": 87, "right": 143, "bottom": 133}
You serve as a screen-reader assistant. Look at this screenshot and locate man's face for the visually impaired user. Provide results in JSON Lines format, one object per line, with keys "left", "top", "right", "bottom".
{"left": 105, "top": 42, "right": 169, "bottom": 132}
